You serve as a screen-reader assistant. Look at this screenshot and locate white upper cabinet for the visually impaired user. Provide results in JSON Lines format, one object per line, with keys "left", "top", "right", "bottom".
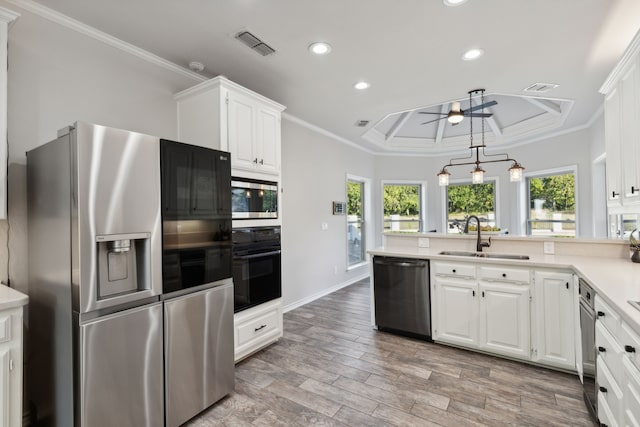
{"left": 175, "top": 76, "right": 285, "bottom": 178}
{"left": 601, "top": 30, "right": 640, "bottom": 212}
{"left": 0, "top": 7, "right": 19, "bottom": 220}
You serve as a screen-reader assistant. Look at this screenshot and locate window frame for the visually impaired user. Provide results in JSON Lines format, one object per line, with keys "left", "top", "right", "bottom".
{"left": 520, "top": 165, "right": 579, "bottom": 238}
{"left": 441, "top": 176, "right": 500, "bottom": 234}
{"left": 346, "top": 174, "right": 370, "bottom": 270}
{"left": 381, "top": 180, "right": 427, "bottom": 233}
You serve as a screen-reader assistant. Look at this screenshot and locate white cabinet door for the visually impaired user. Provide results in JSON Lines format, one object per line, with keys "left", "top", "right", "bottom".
{"left": 478, "top": 281, "right": 530, "bottom": 360}
{"left": 0, "top": 348, "right": 9, "bottom": 427}
{"left": 227, "top": 91, "right": 258, "bottom": 171}
{"left": 621, "top": 63, "right": 640, "bottom": 204}
{"left": 256, "top": 107, "right": 281, "bottom": 175}
{"left": 434, "top": 279, "right": 478, "bottom": 347}
{"left": 605, "top": 88, "right": 623, "bottom": 208}
{"left": 533, "top": 271, "right": 575, "bottom": 369}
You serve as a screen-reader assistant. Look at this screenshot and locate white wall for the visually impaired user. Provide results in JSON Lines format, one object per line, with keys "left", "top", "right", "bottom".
{"left": 280, "top": 118, "right": 373, "bottom": 310}
{"left": 0, "top": 1, "right": 200, "bottom": 293}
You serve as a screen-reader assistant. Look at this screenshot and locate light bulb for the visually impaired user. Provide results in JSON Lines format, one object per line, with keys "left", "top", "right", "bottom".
{"left": 437, "top": 169, "right": 450, "bottom": 186}
{"left": 471, "top": 167, "right": 485, "bottom": 184}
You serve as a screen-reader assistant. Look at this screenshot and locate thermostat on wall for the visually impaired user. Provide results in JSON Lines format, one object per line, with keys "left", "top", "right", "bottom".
{"left": 333, "top": 201, "right": 346, "bottom": 215}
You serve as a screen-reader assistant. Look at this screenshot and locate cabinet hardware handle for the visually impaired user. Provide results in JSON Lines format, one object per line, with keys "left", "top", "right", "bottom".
{"left": 502, "top": 273, "right": 506, "bottom": 278}
{"left": 625, "top": 345, "right": 636, "bottom": 353}
{"left": 598, "top": 346, "right": 606, "bottom": 353}
{"left": 254, "top": 324, "right": 267, "bottom": 332}
{"left": 452, "top": 269, "right": 456, "bottom": 273}
{"left": 253, "top": 158, "right": 259, "bottom": 164}
{"left": 472, "top": 290, "right": 475, "bottom": 297}
{"left": 599, "top": 386, "right": 607, "bottom": 393}
{"left": 566, "top": 282, "right": 569, "bottom": 289}
{"left": 259, "top": 159, "right": 264, "bottom": 165}
{"left": 597, "top": 311, "right": 605, "bottom": 317}
{"left": 612, "top": 191, "right": 620, "bottom": 198}
{"left": 482, "top": 291, "right": 485, "bottom": 298}
{"left": 633, "top": 186, "right": 639, "bottom": 194}
{"left": 601, "top": 423, "right": 609, "bottom": 427}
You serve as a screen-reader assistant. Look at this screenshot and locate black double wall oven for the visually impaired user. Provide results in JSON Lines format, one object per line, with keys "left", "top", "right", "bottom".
{"left": 232, "top": 226, "right": 282, "bottom": 312}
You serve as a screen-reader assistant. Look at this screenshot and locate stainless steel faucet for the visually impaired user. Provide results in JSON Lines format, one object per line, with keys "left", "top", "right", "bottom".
{"left": 463, "top": 215, "right": 492, "bottom": 252}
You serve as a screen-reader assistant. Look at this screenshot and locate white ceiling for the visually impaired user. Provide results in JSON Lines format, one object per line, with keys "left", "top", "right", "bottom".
{"left": 23, "top": 0, "right": 640, "bottom": 155}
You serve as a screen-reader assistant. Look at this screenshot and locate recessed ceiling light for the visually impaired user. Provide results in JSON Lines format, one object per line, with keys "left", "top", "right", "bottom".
{"left": 443, "top": 0, "right": 468, "bottom": 6}
{"left": 354, "top": 81, "right": 371, "bottom": 90}
{"left": 462, "top": 48, "right": 484, "bottom": 61}
{"left": 309, "top": 42, "right": 331, "bottom": 55}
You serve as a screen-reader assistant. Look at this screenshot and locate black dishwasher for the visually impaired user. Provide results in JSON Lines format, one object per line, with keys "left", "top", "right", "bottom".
{"left": 373, "top": 256, "right": 432, "bottom": 341}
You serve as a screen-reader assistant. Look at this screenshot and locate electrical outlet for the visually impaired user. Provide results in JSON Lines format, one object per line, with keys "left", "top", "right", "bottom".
{"left": 544, "top": 241, "right": 555, "bottom": 254}
{"left": 418, "top": 238, "right": 430, "bottom": 248}
{"left": 321, "top": 222, "right": 328, "bottom": 230}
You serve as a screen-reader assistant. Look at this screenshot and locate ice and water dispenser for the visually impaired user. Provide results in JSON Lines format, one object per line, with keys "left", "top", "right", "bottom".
{"left": 96, "top": 232, "right": 153, "bottom": 300}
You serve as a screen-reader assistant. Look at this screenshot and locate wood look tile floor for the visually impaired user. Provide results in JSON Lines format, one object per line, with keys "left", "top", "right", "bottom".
{"left": 186, "top": 279, "right": 595, "bottom": 426}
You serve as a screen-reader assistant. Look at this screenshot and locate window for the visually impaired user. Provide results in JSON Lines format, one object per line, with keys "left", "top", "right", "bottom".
{"left": 347, "top": 179, "right": 365, "bottom": 265}
{"left": 446, "top": 180, "right": 497, "bottom": 233}
{"left": 382, "top": 183, "right": 425, "bottom": 232}
{"left": 526, "top": 170, "right": 576, "bottom": 237}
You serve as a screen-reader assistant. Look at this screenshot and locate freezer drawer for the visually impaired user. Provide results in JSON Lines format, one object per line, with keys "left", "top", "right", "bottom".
{"left": 164, "top": 283, "right": 234, "bottom": 427}
{"left": 79, "top": 302, "right": 164, "bottom": 427}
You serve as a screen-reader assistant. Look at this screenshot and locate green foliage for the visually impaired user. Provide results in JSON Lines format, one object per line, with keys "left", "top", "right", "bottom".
{"left": 447, "top": 183, "right": 495, "bottom": 215}
{"left": 529, "top": 173, "right": 575, "bottom": 212}
{"left": 347, "top": 181, "right": 362, "bottom": 217}
{"left": 383, "top": 185, "right": 419, "bottom": 216}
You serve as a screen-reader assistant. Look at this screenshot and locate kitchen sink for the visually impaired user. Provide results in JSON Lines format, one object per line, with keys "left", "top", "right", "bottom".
{"left": 438, "top": 251, "right": 530, "bottom": 260}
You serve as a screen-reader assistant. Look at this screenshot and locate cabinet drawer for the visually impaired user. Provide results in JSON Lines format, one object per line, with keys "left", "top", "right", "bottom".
{"left": 237, "top": 309, "right": 279, "bottom": 347}
{"left": 478, "top": 266, "right": 529, "bottom": 284}
{"left": 599, "top": 391, "right": 620, "bottom": 427}
{"left": 623, "top": 356, "right": 640, "bottom": 426}
{"left": 0, "top": 314, "right": 10, "bottom": 344}
{"left": 620, "top": 322, "right": 640, "bottom": 368}
{"left": 598, "top": 357, "right": 624, "bottom": 423}
{"left": 595, "top": 295, "right": 621, "bottom": 337}
{"left": 597, "top": 321, "right": 624, "bottom": 385}
{"left": 433, "top": 262, "right": 476, "bottom": 279}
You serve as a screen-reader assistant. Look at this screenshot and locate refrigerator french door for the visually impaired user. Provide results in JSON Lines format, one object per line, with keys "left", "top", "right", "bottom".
{"left": 27, "top": 122, "right": 164, "bottom": 426}
{"left": 160, "top": 139, "right": 234, "bottom": 426}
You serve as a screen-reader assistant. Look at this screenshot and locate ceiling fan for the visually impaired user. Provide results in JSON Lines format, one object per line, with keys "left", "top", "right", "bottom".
{"left": 419, "top": 95, "right": 497, "bottom": 126}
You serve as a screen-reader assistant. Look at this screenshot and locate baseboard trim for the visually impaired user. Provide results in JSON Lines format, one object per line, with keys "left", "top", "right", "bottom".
{"left": 283, "top": 274, "right": 369, "bottom": 313}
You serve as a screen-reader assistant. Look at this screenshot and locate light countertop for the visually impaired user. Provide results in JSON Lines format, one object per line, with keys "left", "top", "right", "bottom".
{"left": 0, "top": 284, "right": 28, "bottom": 311}
{"left": 369, "top": 246, "right": 640, "bottom": 333}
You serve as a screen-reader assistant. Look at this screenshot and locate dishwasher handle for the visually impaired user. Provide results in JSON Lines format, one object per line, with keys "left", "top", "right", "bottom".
{"left": 374, "top": 257, "right": 427, "bottom": 269}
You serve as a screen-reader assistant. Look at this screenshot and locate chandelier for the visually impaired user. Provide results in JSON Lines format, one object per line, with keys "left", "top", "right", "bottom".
{"left": 437, "top": 89, "right": 524, "bottom": 186}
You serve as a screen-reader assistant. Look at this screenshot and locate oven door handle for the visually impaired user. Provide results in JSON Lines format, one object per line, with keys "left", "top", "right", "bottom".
{"left": 235, "top": 250, "right": 281, "bottom": 260}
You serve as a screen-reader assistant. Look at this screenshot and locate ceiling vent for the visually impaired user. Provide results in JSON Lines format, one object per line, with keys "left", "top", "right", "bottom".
{"left": 355, "top": 120, "right": 370, "bottom": 127}
{"left": 523, "top": 83, "right": 559, "bottom": 93}
{"left": 235, "top": 31, "right": 276, "bottom": 56}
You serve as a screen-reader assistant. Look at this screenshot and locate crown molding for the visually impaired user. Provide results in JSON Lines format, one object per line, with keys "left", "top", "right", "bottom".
{"left": 0, "top": 6, "right": 20, "bottom": 24}
{"left": 600, "top": 27, "right": 640, "bottom": 94}
{"left": 4, "top": 0, "right": 206, "bottom": 83}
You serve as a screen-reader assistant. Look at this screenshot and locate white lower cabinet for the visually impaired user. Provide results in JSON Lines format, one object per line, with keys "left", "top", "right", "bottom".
{"left": 595, "top": 294, "right": 640, "bottom": 426}
{"left": 433, "top": 261, "right": 579, "bottom": 370}
{"left": 532, "top": 271, "right": 576, "bottom": 370}
{"left": 479, "top": 281, "right": 530, "bottom": 360}
{"left": 434, "top": 278, "right": 478, "bottom": 347}
{"left": 433, "top": 262, "right": 530, "bottom": 361}
{"left": 234, "top": 298, "right": 283, "bottom": 362}
{"left": 0, "top": 305, "right": 24, "bottom": 427}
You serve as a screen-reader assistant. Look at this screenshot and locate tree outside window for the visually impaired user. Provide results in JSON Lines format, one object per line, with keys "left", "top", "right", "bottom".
{"left": 383, "top": 184, "right": 422, "bottom": 232}
{"left": 446, "top": 182, "right": 497, "bottom": 233}
{"left": 527, "top": 172, "right": 576, "bottom": 237}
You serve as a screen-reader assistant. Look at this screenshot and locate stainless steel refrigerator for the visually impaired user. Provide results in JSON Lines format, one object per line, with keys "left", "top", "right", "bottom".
{"left": 27, "top": 122, "right": 164, "bottom": 426}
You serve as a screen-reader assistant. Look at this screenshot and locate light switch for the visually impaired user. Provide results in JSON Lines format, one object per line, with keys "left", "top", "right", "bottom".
{"left": 418, "top": 238, "right": 430, "bottom": 248}
{"left": 321, "top": 222, "right": 329, "bottom": 230}
{"left": 544, "top": 241, "right": 555, "bottom": 254}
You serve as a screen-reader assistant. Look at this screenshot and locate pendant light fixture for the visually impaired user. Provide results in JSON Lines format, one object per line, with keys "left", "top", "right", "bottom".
{"left": 437, "top": 89, "right": 524, "bottom": 186}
